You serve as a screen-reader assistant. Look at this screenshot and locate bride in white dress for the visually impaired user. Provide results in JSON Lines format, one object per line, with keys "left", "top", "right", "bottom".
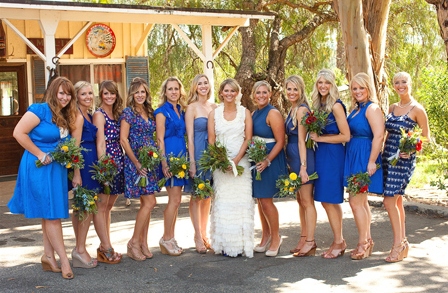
{"left": 207, "top": 78, "right": 254, "bottom": 258}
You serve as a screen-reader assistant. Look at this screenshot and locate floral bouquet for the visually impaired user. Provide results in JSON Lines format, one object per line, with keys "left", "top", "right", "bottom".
{"left": 275, "top": 172, "right": 319, "bottom": 197}
{"left": 246, "top": 138, "right": 267, "bottom": 180}
{"left": 192, "top": 176, "right": 213, "bottom": 200}
{"left": 158, "top": 153, "right": 190, "bottom": 188}
{"left": 71, "top": 185, "right": 98, "bottom": 221}
{"left": 90, "top": 154, "right": 118, "bottom": 195}
{"left": 347, "top": 164, "right": 381, "bottom": 195}
{"left": 137, "top": 145, "right": 161, "bottom": 187}
{"left": 35, "top": 138, "right": 86, "bottom": 168}
{"left": 300, "top": 110, "right": 329, "bottom": 149}
{"left": 388, "top": 127, "right": 423, "bottom": 166}
{"left": 197, "top": 141, "right": 244, "bottom": 177}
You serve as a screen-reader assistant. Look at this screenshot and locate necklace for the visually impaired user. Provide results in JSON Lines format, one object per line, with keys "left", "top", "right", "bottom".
{"left": 397, "top": 99, "right": 413, "bottom": 108}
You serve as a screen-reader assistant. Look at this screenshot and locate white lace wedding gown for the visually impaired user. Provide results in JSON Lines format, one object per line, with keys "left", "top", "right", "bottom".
{"left": 210, "top": 104, "right": 254, "bottom": 258}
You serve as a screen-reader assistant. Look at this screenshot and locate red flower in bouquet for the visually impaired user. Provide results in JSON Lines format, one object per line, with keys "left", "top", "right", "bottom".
{"left": 300, "top": 110, "right": 329, "bottom": 149}
{"left": 388, "top": 127, "right": 424, "bottom": 166}
{"left": 137, "top": 145, "right": 161, "bottom": 187}
{"left": 347, "top": 164, "right": 380, "bottom": 195}
{"left": 35, "top": 138, "right": 86, "bottom": 169}
{"left": 90, "top": 154, "right": 119, "bottom": 195}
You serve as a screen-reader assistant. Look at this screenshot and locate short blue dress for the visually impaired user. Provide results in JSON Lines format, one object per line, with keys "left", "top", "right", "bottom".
{"left": 120, "top": 107, "right": 160, "bottom": 198}
{"left": 184, "top": 117, "right": 212, "bottom": 195}
{"left": 97, "top": 108, "right": 124, "bottom": 195}
{"left": 314, "top": 100, "right": 346, "bottom": 204}
{"left": 8, "top": 103, "right": 69, "bottom": 219}
{"left": 382, "top": 106, "right": 417, "bottom": 196}
{"left": 344, "top": 101, "right": 383, "bottom": 194}
{"left": 252, "top": 104, "right": 287, "bottom": 198}
{"left": 285, "top": 104, "right": 316, "bottom": 183}
{"left": 154, "top": 102, "right": 188, "bottom": 187}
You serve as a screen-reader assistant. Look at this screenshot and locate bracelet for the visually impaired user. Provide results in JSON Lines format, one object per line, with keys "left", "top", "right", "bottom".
{"left": 301, "top": 160, "right": 306, "bottom": 167}
{"left": 190, "top": 161, "right": 196, "bottom": 165}
{"left": 265, "top": 158, "right": 271, "bottom": 167}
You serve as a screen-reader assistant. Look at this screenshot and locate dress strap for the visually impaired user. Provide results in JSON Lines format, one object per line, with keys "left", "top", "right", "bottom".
{"left": 405, "top": 105, "right": 415, "bottom": 116}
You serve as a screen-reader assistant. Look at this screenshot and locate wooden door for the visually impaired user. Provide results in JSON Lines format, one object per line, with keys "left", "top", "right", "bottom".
{"left": 0, "top": 63, "right": 27, "bottom": 176}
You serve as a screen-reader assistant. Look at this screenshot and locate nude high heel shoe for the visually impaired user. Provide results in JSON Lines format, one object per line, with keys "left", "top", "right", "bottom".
{"left": 41, "top": 255, "right": 61, "bottom": 273}
{"left": 265, "top": 236, "right": 283, "bottom": 257}
{"left": 254, "top": 236, "right": 271, "bottom": 253}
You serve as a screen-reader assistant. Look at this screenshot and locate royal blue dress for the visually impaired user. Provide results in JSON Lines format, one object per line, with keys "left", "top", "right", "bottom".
{"left": 8, "top": 103, "right": 69, "bottom": 219}
{"left": 120, "top": 107, "right": 160, "bottom": 198}
{"left": 252, "top": 104, "right": 287, "bottom": 198}
{"left": 97, "top": 108, "right": 124, "bottom": 195}
{"left": 314, "top": 100, "right": 346, "bottom": 204}
{"left": 184, "top": 117, "right": 212, "bottom": 195}
{"left": 344, "top": 101, "right": 383, "bottom": 194}
{"left": 382, "top": 106, "right": 417, "bottom": 196}
{"left": 154, "top": 102, "right": 188, "bottom": 187}
{"left": 285, "top": 104, "right": 316, "bottom": 183}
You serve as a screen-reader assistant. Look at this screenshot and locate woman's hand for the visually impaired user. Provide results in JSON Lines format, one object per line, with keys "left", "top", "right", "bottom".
{"left": 38, "top": 152, "right": 52, "bottom": 166}
{"left": 399, "top": 152, "right": 412, "bottom": 159}
{"left": 135, "top": 161, "right": 147, "bottom": 177}
{"left": 367, "top": 161, "right": 378, "bottom": 176}
{"left": 309, "top": 132, "right": 321, "bottom": 142}
{"left": 162, "top": 162, "right": 172, "bottom": 178}
{"left": 255, "top": 159, "right": 269, "bottom": 174}
{"left": 299, "top": 168, "right": 309, "bottom": 184}
{"left": 72, "top": 172, "right": 82, "bottom": 188}
{"left": 189, "top": 163, "right": 196, "bottom": 178}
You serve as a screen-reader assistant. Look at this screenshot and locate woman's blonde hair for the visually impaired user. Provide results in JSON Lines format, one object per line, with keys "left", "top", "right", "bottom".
{"left": 285, "top": 75, "right": 309, "bottom": 129}
{"left": 349, "top": 72, "right": 378, "bottom": 110}
{"left": 157, "top": 76, "right": 187, "bottom": 109}
{"left": 187, "top": 74, "right": 211, "bottom": 105}
{"left": 218, "top": 78, "right": 241, "bottom": 105}
{"left": 127, "top": 77, "right": 154, "bottom": 120}
{"left": 311, "top": 69, "right": 339, "bottom": 113}
{"left": 98, "top": 80, "right": 123, "bottom": 120}
{"left": 45, "top": 76, "right": 77, "bottom": 132}
{"left": 393, "top": 71, "right": 412, "bottom": 95}
{"left": 74, "top": 81, "right": 94, "bottom": 113}
{"left": 251, "top": 80, "right": 272, "bottom": 108}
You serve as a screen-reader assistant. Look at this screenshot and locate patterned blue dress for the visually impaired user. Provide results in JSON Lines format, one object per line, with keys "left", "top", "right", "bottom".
{"left": 154, "top": 102, "right": 188, "bottom": 187}
{"left": 314, "top": 100, "right": 346, "bottom": 204}
{"left": 285, "top": 104, "right": 316, "bottom": 183}
{"left": 184, "top": 117, "right": 212, "bottom": 195}
{"left": 97, "top": 108, "right": 124, "bottom": 195}
{"left": 382, "top": 106, "right": 417, "bottom": 196}
{"left": 252, "top": 104, "right": 288, "bottom": 198}
{"left": 8, "top": 103, "right": 69, "bottom": 219}
{"left": 120, "top": 107, "right": 160, "bottom": 198}
{"left": 344, "top": 101, "right": 383, "bottom": 194}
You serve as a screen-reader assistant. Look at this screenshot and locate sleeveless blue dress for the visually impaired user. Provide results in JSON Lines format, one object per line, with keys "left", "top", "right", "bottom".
{"left": 8, "top": 103, "right": 69, "bottom": 219}
{"left": 382, "top": 106, "right": 417, "bottom": 196}
{"left": 184, "top": 117, "right": 212, "bottom": 194}
{"left": 285, "top": 104, "right": 316, "bottom": 183}
{"left": 314, "top": 100, "right": 346, "bottom": 204}
{"left": 344, "top": 101, "right": 383, "bottom": 194}
{"left": 154, "top": 102, "right": 188, "bottom": 187}
{"left": 120, "top": 107, "right": 160, "bottom": 198}
{"left": 252, "top": 104, "right": 287, "bottom": 198}
{"left": 97, "top": 108, "right": 124, "bottom": 195}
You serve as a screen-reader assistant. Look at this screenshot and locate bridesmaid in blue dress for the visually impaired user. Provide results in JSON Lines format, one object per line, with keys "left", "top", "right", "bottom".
{"left": 382, "top": 72, "right": 429, "bottom": 262}
{"left": 184, "top": 74, "right": 217, "bottom": 254}
{"left": 284, "top": 75, "right": 318, "bottom": 257}
{"left": 309, "top": 69, "right": 350, "bottom": 259}
{"left": 155, "top": 76, "right": 188, "bottom": 256}
{"left": 343, "top": 73, "right": 384, "bottom": 260}
{"left": 92, "top": 80, "right": 124, "bottom": 264}
{"left": 120, "top": 77, "right": 159, "bottom": 261}
{"left": 251, "top": 81, "right": 287, "bottom": 257}
{"left": 70, "top": 81, "right": 100, "bottom": 269}
{"left": 8, "top": 77, "right": 78, "bottom": 279}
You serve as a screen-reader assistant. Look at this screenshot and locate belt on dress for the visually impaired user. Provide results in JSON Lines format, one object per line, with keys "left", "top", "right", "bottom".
{"left": 253, "top": 136, "right": 276, "bottom": 143}
{"left": 352, "top": 136, "right": 371, "bottom": 139}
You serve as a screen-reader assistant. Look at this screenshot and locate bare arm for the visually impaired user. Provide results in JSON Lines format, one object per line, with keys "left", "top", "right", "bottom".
{"left": 414, "top": 103, "right": 430, "bottom": 140}
{"left": 185, "top": 104, "right": 197, "bottom": 177}
{"left": 297, "top": 106, "right": 311, "bottom": 182}
{"left": 71, "top": 113, "right": 84, "bottom": 187}
{"left": 156, "top": 113, "right": 170, "bottom": 178}
{"left": 207, "top": 110, "right": 216, "bottom": 145}
{"left": 232, "top": 108, "right": 253, "bottom": 165}
{"left": 366, "top": 104, "right": 385, "bottom": 176}
{"left": 93, "top": 111, "right": 106, "bottom": 158}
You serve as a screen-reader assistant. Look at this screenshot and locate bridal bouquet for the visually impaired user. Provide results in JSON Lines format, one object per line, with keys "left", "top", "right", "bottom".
{"left": 71, "top": 185, "right": 98, "bottom": 221}
{"left": 35, "top": 138, "right": 86, "bottom": 169}
{"left": 300, "top": 110, "right": 328, "bottom": 149}
{"left": 276, "top": 172, "right": 319, "bottom": 197}
{"left": 246, "top": 138, "right": 267, "bottom": 180}
{"left": 157, "top": 153, "right": 190, "bottom": 188}
{"left": 197, "top": 142, "right": 244, "bottom": 176}
{"left": 346, "top": 164, "right": 381, "bottom": 195}
{"left": 388, "top": 127, "right": 423, "bottom": 166}
{"left": 90, "top": 154, "right": 118, "bottom": 195}
{"left": 192, "top": 177, "right": 213, "bottom": 200}
{"left": 137, "top": 145, "right": 161, "bottom": 187}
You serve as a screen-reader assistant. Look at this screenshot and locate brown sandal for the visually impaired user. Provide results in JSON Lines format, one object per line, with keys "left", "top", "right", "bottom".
{"left": 290, "top": 236, "right": 306, "bottom": 254}
{"left": 97, "top": 247, "right": 121, "bottom": 264}
{"left": 321, "top": 240, "right": 347, "bottom": 259}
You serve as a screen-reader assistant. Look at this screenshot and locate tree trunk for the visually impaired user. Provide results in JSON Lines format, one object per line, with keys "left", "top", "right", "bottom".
{"left": 426, "top": 0, "right": 448, "bottom": 60}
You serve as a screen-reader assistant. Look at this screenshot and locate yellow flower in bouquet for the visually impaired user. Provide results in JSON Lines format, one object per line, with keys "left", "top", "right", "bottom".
{"left": 192, "top": 177, "right": 213, "bottom": 200}
{"left": 137, "top": 145, "right": 162, "bottom": 187}
{"left": 157, "top": 153, "right": 190, "bottom": 188}
{"left": 276, "top": 172, "right": 319, "bottom": 197}
{"left": 35, "top": 137, "right": 86, "bottom": 169}
{"left": 71, "top": 185, "right": 99, "bottom": 221}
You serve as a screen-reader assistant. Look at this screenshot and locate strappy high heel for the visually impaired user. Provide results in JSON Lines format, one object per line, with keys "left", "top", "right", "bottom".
{"left": 385, "top": 243, "right": 405, "bottom": 263}
{"left": 203, "top": 238, "right": 211, "bottom": 250}
{"left": 321, "top": 240, "right": 347, "bottom": 259}
{"left": 159, "top": 237, "right": 182, "bottom": 256}
{"left": 97, "top": 247, "right": 121, "bottom": 264}
{"left": 402, "top": 238, "right": 409, "bottom": 258}
{"left": 127, "top": 242, "right": 146, "bottom": 261}
{"left": 195, "top": 238, "right": 207, "bottom": 254}
{"left": 351, "top": 241, "right": 370, "bottom": 260}
{"left": 141, "top": 245, "right": 153, "bottom": 259}
{"left": 293, "top": 240, "right": 317, "bottom": 257}
{"left": 41, "top": 255, "right": 61, "bottom": 273}
{"left": 290, "top": 236, "right": 306, "bottom": 254}
{"left": 368, "top": 238, "right": 374, "bottom": 256}
{"left": 254, "top": 236, "right": 271, "bottom": 253}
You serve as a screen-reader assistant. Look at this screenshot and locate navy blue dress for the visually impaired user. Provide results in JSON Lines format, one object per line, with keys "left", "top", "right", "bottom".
{"left": 285, "top": 104, "right": 316, "bottom": 183}
{"left": 382, "top": 106, "right": 417, "bottom": 196}
{"left": 252, "top": 104, "right": 287, "bottom": 198}
{"left": 344, "top": 101, "right": 383, "bottom": 194}
{"left": 314, "top": 100, "right": 346, "bottom": 204}
{"left": 154, "top": 102, "right": 188, "bottom": 187}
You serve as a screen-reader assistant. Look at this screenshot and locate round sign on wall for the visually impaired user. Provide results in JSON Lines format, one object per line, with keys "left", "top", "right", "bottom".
{"left": 86, "top": 23, "right": 116, "bottom": 58}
